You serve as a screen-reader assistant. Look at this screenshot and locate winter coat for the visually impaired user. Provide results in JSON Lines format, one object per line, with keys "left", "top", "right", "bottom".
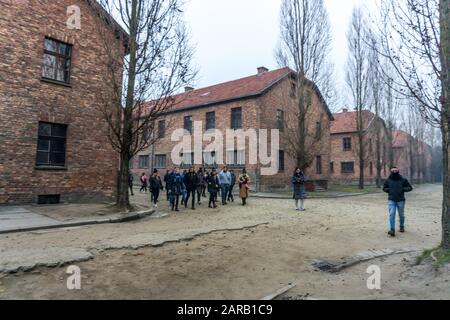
{"left": 140, "top": 175, "right": 148, "bottom": 187}
{"left": 238, "top": 174, "right": 250, "bottom": 199}
{"left": 128, "top": 173, "right": 134, "bottom": 186}
{"left": 168, "top": 173, "right": 184, "bottom": 195}
{"left": 184, "top": 172, "right": 198, "bottom": 191}
{"left": 197, "top": 171, "right": 207, "bottom": 186}
{"left": 383, "top": 174, "right": 413, "bottom": 202}
{"left": 230, "top": 172, "right": 236, "bottom": 186}
{"left": 292, "top": 172, "right": 306, "bottom": 200}
{"left": 207, "top": 175, "right": 220, "bottom": 193}
{"left": 149, "top": 175, "right": 163, "bottom": 192}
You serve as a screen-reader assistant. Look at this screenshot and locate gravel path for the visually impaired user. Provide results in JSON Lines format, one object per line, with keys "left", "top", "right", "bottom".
{"left": 0, "top": 184, "right": 445, "bottom": 299}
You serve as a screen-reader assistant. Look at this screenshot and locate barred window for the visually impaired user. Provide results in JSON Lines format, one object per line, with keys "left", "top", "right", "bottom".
{"left": 36, "top": 122, "right": 67, "bottom": 167}
{"left": 341, "top": 162, "right": 355, "bottom": 174}
{"left": 184, "top": 116, "right": 193, "bottom": 134}
{"left": 155, "top": 155, "right": 166, "bottom": 169}
{"left": 343, "top": 137, "right": 352, "bottom": 151}
{"left": 139, "top": 155, "right": 149, "bottom": 169}
{"left": 206, "top": 112, "right": 215, "bottom": 130}
{"left": 231, "top": 108, "right": 242, "bottom": 129}
{"left": 42, "top": 38, "right": 72, "bottom": 83}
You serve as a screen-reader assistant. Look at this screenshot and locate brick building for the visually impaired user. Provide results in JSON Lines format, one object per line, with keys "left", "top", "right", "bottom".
{"left": 329, "top": 109, "right": 391, "bottom": 184}
{"left": 392, "top": 130, "right": 433, "bottom": 183}
{"left": 0, "top": 0, "right": 127, "bottom": 204}
{"left": 131, "top": 67, "right": 334, "bottom": 192}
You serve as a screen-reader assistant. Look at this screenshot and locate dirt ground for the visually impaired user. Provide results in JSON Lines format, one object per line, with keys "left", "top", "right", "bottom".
{"left": 0, "top": 184, "right": 447, "bottom": 300}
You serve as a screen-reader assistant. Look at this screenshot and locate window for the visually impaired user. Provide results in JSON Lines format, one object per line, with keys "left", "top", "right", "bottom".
{"left": 42, "top": 38, "right": 72, "bottom": 83}
{"left": 341, "top": 162, "right": 355, "bottom": 174}
{"left": 330, "top": 162, "right": 334, "bottom": 174}
{"left": 343, "top": 137, "right": 352, "bottom": 151}
{"left": 181, "top": 152, "right": 194, "bottom": 166}
{"left": 129, "top": 158, "right": 134, "bottom": 169}
{"left": 184, "top": 116, "right": 193, "bottom": 134}
{"left": 315, "top": 122, "right": 322, "bottom": 139}
{"left": 203, "top": 151, "right": 216, "bottom": 166}
{"left": 370, "top": 162, "right": 373, "bottom": 176}
{"left": 278, "top": 150, "right": 285, "bottom": 172}
{"left": 276, "top": 110, "right": 284, "bottom": 131}
{"left": 155, "top": 155, "right": 166, "bottom": 169}
{"left": 226, "top": 150, "right": 245, "bottom": 166}
{"left": 316, "top": 155, "right": 322, "bottom": 174}
{"left": 290, "top": 82, "right": 297, "bottom": 97}
{"left": 231, "top": 107, "right": 242, "bottom": 129}
{"left": 139, "top": 155, "right": 149, "bottom": 169}
{"left": 36, "top": 122, "right": 67, "bottom": 167}
{"left": 206, "top": 112, "right": 215, "bottom": 130}
{"left": 369, "top": 139, "right": 373, "bottom": 154}
{"left": 38, "top": 194, "right": 60, "bottom": 205}
{"left": 158, "top": 120, "right": 165, "bottom": 139}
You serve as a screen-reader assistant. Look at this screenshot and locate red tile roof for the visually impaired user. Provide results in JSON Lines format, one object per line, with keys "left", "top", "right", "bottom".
{"left": 158, "top": 67, "right": 293, "bottom": 112}
{"left": 330, "top": 110, "right": 375, "bottom": 134}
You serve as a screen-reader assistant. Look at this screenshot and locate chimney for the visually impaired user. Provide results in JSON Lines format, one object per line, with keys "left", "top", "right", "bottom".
{"left": 184, "top": 86, "right": 194, "bottom": 92}
{"left": 257, "top": 66, "right": 269, "bottom": 75}
{"left": 342, "top": 107, "right": 348, "bottom": 113}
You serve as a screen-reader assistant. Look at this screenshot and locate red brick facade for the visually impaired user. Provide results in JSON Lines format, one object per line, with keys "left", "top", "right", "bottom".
{"left": 392, "top": 130, "right": 433, "bottom": 183}
{"left": 329, "top": 109, "right": 391, "bottom": 184}
{"left": 0, "top": 0, "right": 126, "bottom": 204}
{"left": 131, "top": 68, "right": 333, "bottom": 192}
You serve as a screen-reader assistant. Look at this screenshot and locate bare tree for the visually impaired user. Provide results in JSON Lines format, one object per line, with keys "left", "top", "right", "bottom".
{"left": 346, "top": 7, "right": 371, "bottom": 189}
{"left": 375, "top": 0, "right": 450, "bottom": 248}
{"left": 96, "top": 0, "right": 196, "bottom": 209}
{"left": 275, "top": 0, "right": 335, "bottom": 169}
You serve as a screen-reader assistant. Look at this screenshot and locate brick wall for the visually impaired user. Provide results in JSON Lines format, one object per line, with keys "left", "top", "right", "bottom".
{"left": 131, "top": 75, "right": 333, "bottom": 193}
{"left": 330, "top": 117, "right": 391, "bottom": 185}
{"left": 0, "top": 0, "right": 124, "bottom": 204}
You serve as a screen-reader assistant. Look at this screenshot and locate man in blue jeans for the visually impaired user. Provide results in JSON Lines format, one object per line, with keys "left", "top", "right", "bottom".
{"left": 218, "top": 166, "right": 231, "bottom": 206}
{"left": 383, "top": 166, "right": 413, "bottom": 237}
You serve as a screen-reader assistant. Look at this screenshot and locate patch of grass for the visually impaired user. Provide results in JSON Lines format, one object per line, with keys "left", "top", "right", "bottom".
{"left": 416, "top": 246, "right": 450, "bottom": 268}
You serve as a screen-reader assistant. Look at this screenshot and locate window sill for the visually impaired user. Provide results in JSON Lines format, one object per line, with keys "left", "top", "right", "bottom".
{"left": 41, "top": 77, "right": 72, "bottom": 88}
{"left": 35, "top": 166, "right": 68, "bottom": 171}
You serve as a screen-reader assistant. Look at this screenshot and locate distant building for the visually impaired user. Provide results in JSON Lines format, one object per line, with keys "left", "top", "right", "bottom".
{"left": 130, "top": 67, "right": 334, "bottom": 192}
{"left": 329, "top": 109, "right": 391, "bottom": 184}
{"left": 392, "top": 130, "right": 433, "bottom": 183}
{"left": 0, "top": 0, "right": 128, "bottom": 204}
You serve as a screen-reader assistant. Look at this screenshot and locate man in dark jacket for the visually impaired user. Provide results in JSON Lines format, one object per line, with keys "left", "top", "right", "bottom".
{"left": 383, "top": 166, "right": 413, "bottom": 237}
{"left": 183, "top": 167, "right": 198, "bottom": 210}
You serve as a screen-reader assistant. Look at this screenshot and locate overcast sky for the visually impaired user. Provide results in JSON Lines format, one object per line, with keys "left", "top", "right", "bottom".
{"left": 184, "top": 0, "right": 372, "bottom": 109}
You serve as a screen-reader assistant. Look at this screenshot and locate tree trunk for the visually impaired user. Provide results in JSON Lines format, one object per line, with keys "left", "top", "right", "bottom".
{"left": 117, "top": 152, "right": 131, "bottom": 209}
{"left": 357, "top": 110, "right": 365, "bottom": 190}
{"left": 116, "top": 0, "right": 138, "bottom": 209}
{"left": 376, "top": 131, "right": 382, "bottom": 188}
{"left": 440, "top": 0, "right": 450, "bottom": 249}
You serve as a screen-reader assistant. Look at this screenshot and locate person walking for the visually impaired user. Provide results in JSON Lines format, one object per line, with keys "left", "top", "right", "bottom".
{"left": 238, "top": 169, "right": 251, "bottom": 206}
{"left": 227, "top": 169, "right": 236, "bottom": 202}
{"left": 128, "top": 170, "right": 134, "bottom": 196}
{"left": 207, "top": 169, "right": 220, "bottom": 208}
{"left": 196, "top": 167, "right": 206, "bottom": 205}
{"left": 218, "top": 166, "right": 231, "bottom": 205}
{"left": 163, "top": 170, "right": 171, "bottom": 201}
{"left": 168, "top": 168, "right": 184, "bottom": 212}
{"left": 180, "top": 169, "right": 188, "bottom": 206}
{"left": 149, "top": 169, "right": 163, "bottom": 208}
{"left": 383, "top": 166, "right": 413, "bottom": 237}
{"left": 139, "top": 173, "right": 148, "bottom": 193}
{"left": 292, "top": 167, "right": 307, "bottom": 211}
{"left": 184, "top": 167, "right": 198, "bottom": 210}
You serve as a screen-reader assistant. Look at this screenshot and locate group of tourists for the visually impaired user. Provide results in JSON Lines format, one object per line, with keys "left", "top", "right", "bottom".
{"left": 130, "top": 166, "right": 251, "bottom": 211}
{"left": 129, "top": 164, "right": 413, "bottom": 238}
